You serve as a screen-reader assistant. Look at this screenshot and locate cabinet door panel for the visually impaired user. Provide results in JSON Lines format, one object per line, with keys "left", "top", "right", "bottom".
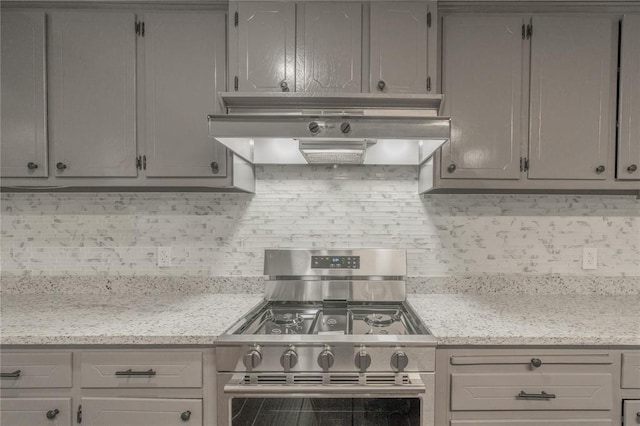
{"left": 618, "top": 14, "right": 640, "bottom": 180}
{"left": 50, "top": 11, "right": 137, "bottom": 177}
{"left": 1, "top": 398, "right": 72, "bottom": 426}
{"left": 300, "top": 3, "right": 362, "bottom": 92}
{"left": 623, "top": 400, "right": 640, "bottom": 426}
{"left": 82, "top": 398, "right": 202, "bottom": 426}
{"left": 1, "top": 11, "right": 47, "bottom": 177}
{"left": 441, "top": 16, "right": 524, "bottom": 179}
{"left": 528, "top": 16, "right": 616, "bottom": 180}
{"left": 143, "top": 12, "right": 227, "bottom": 178}
{"left": 237, "top": 2, "right": 295, "bottom": 92}
{"left": 370, "top": 2, "right": 427, "bottom": 94}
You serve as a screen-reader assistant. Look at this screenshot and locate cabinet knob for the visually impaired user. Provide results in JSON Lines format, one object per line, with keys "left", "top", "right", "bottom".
{"left": 340, "top": 121, "right": 351, "bottom": 134}
{"left": 180, "top": 410, "right": 191, "bottom": 421}
{"left": 377, "top": 80, "right": 386, "bottom": 91}
{"left": 210, "top": 162, "right": 219, "bottom": 174}
{"left": 280, "top": 81, "right": 289, "bottom": 92}
{"left": 447, "top": 163, "right": 456, "bottom": 173}
{"left": 46, "top": 409, "right": 60, "bottom": 420}
{"left": 56, "top": 162, "right": 67, "bottom": 170}
{"left": 595, "top": 165, "right": 605, "bottom": 174}
{"left": 27, "top": 162, "right": 39, "bottom": 170}
{"left": 530, "top": 358, "right": 542, "bottom": 368}
{"left": 628, "top": 164, "right": 638, "bottom": 173}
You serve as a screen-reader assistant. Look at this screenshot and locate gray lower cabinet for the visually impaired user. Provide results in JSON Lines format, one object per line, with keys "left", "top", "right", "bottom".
{"left": 622, "top": 352, "right": 640, "bottom": 389}
{"left": 0, "top": 398, "right": 72, "bottom": 426}
{"left": 142, "top": 11, "right": 227, "bottom": 178}
{"left": 298, "top": 2, "right": 362, "bottom": 93}
{"left": 617, "top": 14, "right": 640, "bottom": 180}
{"left": 81, "top": 398, "right": 202, "bottom": 426}
{"left": 50, "top": 11, "right": 138, "bottom": 178}
{"left": 0, "top": 11, "right": 47, "bottom": 178}
{"left": 624, "top": 400, "right": 640, "bottom": 426}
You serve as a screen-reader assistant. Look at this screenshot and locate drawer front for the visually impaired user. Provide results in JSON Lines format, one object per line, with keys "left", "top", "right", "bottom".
{"left": 452, "top": 421, "right": 612, "bottom": 426}
{"left": 624, "top": 400, "right": 640, "bottom": 426}
{"left": 0, "top": 352, "right": 72, "bottom": 388}
{"left": 622, "top": 353, "right": 640, "bottom": 389}
{"left": 451, "top": 353, "right": 613, "bottom": 366}
{"left": 451, "top": 372, "right": 613, "bottom": 411}
{"left": 81, "top": 351, "right": 202, "bottom": 388}
{"left": 1, "top": 397, "right": 72, "bottom": 426}
{"left": 81, "top": 397, "right": 202, "bottom": 426}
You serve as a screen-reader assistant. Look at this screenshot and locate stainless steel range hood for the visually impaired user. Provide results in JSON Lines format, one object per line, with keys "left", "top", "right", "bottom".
{"left": 207, "top": 93, "right": 450, "bottom": 166}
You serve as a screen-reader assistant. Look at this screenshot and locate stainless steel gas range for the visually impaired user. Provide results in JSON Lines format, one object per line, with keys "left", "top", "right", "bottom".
{"left": 216, "top": 249, "right": 436, "bottom": 426}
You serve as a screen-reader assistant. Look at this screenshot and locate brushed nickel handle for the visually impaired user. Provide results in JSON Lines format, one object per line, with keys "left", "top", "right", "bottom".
{"left": 280, "top": 81, "right": 289, "bottom": 92}
{"left": 517, "top": 390, "right": 556, "bottom": 400}
{"left": 27, "top": 162, "right": 39, "bottom": 170}
{"left": 628, "top": 164, "right": 638, "bottom": 173}
{"left": 530, "top": 358, "right": 542, "bottom": 368}
{"left": 180, "top": 410, "right": 191, "bottom": 421}
{"left": 377, "top": 80, "right": 386, "bottom": 91}
{"left": 114, "top": 368, "right": 156, "bottom": 376}
{"left": 56, "top": 162, "right": 67, "bottom": 170}
{"left": 447, "top": 163, "right": 456, "bottom": 173}
{"left": 210, "top": 162, "right": 219, "bottom": 174}
{"left": 595, "top": 165, "right": 605, "bottom": 174}
{"left": 0, "top": 370, "right": 21, "bottom": 378}
{"left": 46, "top": 409, "right": 60, "bottom": 420}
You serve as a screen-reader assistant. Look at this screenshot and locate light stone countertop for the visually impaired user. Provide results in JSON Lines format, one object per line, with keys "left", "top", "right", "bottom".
{"left": 1, "top": 293, "right": 639, "bottom": 346}
{"left": 408, "top": 294, "right": 640, "bottom": 346}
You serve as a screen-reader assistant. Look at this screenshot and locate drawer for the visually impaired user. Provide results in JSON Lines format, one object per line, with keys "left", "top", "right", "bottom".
{"left": 451, "top": 352, "right": 613, "bottom": 366}
{"left": 622, "top": 352, "right": 640, "bottom": 389}
{"left": 81, "top": 397, "right": 202, "bottom": 426}
{"left": 451, "top": 372, "right": 613, "bottom": 411}
{"left": 81, "top": 351, "right": 202, "bottom": 388}
{"left": 451, "top": 421, "right": 612, "bottom": 426}
{"left": 624, "top": 400, "right": 640, "bottom": 426}
{"left": 1, "top": 397, "right": 72, "bottom": 426}
{"left": 0, "top": 352, "right": 72, "bottom": 388}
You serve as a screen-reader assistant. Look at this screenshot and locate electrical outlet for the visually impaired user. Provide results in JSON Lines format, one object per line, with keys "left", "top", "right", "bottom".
{"left": 582, "top": 247, "right": 597, "bottom": 270}
{"left": 157, "top": 247, "right": 172, "bottom": 267}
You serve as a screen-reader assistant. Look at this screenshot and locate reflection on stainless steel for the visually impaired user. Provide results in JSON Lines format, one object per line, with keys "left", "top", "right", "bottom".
{"left": 216, "top": 249, "right": 435, "bottom": 426}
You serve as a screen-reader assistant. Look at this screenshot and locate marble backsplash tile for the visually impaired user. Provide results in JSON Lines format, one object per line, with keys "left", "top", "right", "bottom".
{"left": 1, "top": 165, "right": 639, "bottom": 280}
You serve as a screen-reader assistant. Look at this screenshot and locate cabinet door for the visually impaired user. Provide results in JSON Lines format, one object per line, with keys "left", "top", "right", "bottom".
{"left": 370, "top": 2, "right": 428, "bottom": 94}
{"left": 299, "top": 2, "right": 362, "bottom": 92}
{"left": 236, "top": 2, "right": 295, "bottom": 92}
{"left": 528, "top": 16, "right": 617, "bottom": 180}
{"left": 624, "top": 400, "right": 640, "bottom": 426}
{"left": 82, "top": 398, "right": 202, "bottom": 426}
{"left": 440, "top": 15, "right": 524, "bottom": 179}
{"left": 618, "top": 15, "right": 640, "bottom": 180}
{"left": 1, "top": 11, "right": 47, "bottom": 177}
{"left": 143, "top": 12, "right": 227, "bottom": 178}
{"left": 50, "top": 11, "right": 137, "bottom": 177}
{"left": 1, "top": 398, "right": 72, "bottom": 426}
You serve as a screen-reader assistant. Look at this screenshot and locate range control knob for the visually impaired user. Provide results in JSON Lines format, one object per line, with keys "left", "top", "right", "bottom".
{"left": 354, "top": 350, "right": 371, "bottom": 372}
{"left": 243, "top": 348, "right": 262, "bottom": 370}
{"left": 391, "top": 351, "right": 409, "bottom": 372}
{"left": 317, "top": 348, "right": 335, "bottom": 371}
{"left": 280, "top": 349, "right": 298, "bottom": 371}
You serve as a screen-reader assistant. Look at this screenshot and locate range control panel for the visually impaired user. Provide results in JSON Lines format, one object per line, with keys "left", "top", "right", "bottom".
{"left": 311, "top": 255, "right": 360, "bottom": 269}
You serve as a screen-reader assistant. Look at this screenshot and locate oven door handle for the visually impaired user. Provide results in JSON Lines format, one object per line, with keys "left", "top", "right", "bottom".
{"left": 224, "top": 373, "right": 426, "bottom": 395}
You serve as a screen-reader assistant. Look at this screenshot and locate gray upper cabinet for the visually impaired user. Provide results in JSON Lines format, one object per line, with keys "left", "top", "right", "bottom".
{"left": 528, "top": 16, "right": 617, "bottom": 180}
{"left": 298, "top": 2, "right": 362, "bottom": 92}
{"left": 370, "top": 2, "right": 428, "bottom": 94}
{"left": 143, "top": 12, "right": 227, "bottom": 178}
{"left": 617, "top": 14, "right": 640, "bottom": 180}
{"left": 440, "top": 15, "right": 524, "bottom": 180}
{"left": 234, "top": 2, "right": 296, "bottom": 92}
{"left": 50, "top": 11, "right": 137, "bottom": 178}
{"left": 1, "top": 11, "right": 47, "bottom": 178}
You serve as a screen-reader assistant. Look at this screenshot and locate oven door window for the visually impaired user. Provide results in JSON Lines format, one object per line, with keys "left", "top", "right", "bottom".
{"left": 231, "top": 397, "right": 421, "bottom": 425}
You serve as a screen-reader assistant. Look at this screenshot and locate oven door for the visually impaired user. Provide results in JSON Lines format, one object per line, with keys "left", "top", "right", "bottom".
{"left": 217, "top": 372, "right": 434, "bottom": 426}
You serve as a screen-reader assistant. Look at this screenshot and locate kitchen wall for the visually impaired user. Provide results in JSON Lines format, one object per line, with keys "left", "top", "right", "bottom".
{"left": 1, "top": 166, "right": 639, "bottom": 278}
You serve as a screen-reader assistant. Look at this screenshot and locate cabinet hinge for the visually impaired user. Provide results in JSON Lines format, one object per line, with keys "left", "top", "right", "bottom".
{"left": 427, "top": 12, "right": 432, "bottom": 28}
{"left": 77, "top": 405, "right": 82, "bottom": 424}
{"left": 135, "top": 21, "right": 144, "bottom": 37}
{"left": 426, "top": 76, "right": 431, "bottom": 92}
{"left": 234, "top": 76, "right": 239, "bottom": 91}
{"left": 526, "top": 23, "right": 532, "bottom": 39}
{"left": 234, "top": 11, "right": 239, "bottom": 27}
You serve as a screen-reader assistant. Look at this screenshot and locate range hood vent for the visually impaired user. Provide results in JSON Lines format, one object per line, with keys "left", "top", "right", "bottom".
{"left": 208, "top": 92, "right": 450, "bottom": 166}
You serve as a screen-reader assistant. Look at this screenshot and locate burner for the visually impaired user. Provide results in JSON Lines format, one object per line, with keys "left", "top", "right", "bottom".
{"left": 270, "top": 312, "right": 303, "bottom": 327}
{"left": 364, "top": 313, "right": 396, "bottom": 327}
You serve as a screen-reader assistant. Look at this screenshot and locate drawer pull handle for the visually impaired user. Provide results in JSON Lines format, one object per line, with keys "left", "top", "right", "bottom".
{"left": 0, "top": 370, "right": 21, "bottom": 378}
{"left": 46, "top": 409, "right": 60, "bottom": 420}
{"left": 530, "top": 358, "right": 542, "bottom": 368}
{"left": 517, "top": 390, "right": 556, "bottom": 400}
{"left": 181, "top": 410, "right": 191, "bottom": 421}
{"left": 115, "top": 368, "right": 156, "bottom": 376}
